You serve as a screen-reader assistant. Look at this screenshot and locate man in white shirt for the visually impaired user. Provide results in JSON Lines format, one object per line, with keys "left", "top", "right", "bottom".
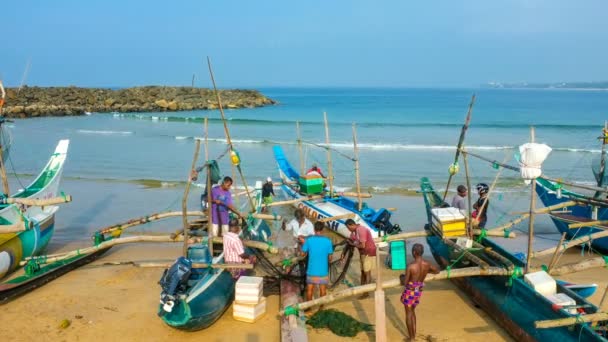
{"left": 282, "top": 208, "right": 314, "bottom": 248}
{"left": 451, "top": 185, "right": 467, "bottom": 212}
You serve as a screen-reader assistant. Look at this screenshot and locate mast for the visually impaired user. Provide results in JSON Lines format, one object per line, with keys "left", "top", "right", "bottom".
{"left": 206, "top": 57, "right": 255, "bottom": 212}
{"left": 297, "top": 121, "right": 305, "bottom": 175}
{"left": 595, "top": 121, "right": 608, "bottom": 199}
{"left": 182, "top": 139, "right": 201, "bottom": 256}
{"left": 443, "top": 95, "right": 475, "bottom": 202}
{"left": 205, "top": 118, "right": 214, "bottom": 256}
{"left": 526, "top": 127, "right": 536, "bottom": 273}
{"left": 0, "top": 80, "right": 10, "bottom": 196}
{"left": 462, "top": 148, "right": 473, "bottom": 238}
{"left": 323, "top": 112, "right": 334, "bottom": 197}
{"left": 352, "top": 123, "right": 363, "bottom": 211}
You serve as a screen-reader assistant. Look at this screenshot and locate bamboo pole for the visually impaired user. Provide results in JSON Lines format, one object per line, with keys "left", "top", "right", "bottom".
{"left": 472, "top": 154, "right": 509, "bottom": 230}
{"left": 0, "top": 80, "right": 9, "bottom": 196}
{"left": 182, "top": 139, "right": 201, "bottom": 256}
{"left": 323, "top": 112, "right": 334, "bottom": 197}
{"left": 352, "top": 123, "right": 363, "bottom": 212}
{"left": 375, "top": 240, "right": 387, "bottom": 342}
{"left": 463, "top": 148, "right": 473, "bottom": 238}
{"left": 534, "top": 313, "right": 608, "bottom": 329}
{"left": 531, "top": 230, "right": 608, "bottom": 258}
{"left": 339, "top": 191, "right": 372, "bottom": 198}
{"left": 318, "top": 213, "right": 356, "bottom": 223}
{"left": 95, "top": 260, "right": 255, "bottom": 270}
{"left": 0, "top": 221, "right": 27, "bottom": 233}
{"left": 297, "top": 121, "right": 305, "bottom": 175}
{"left": 599, "top": 285, "right": 608, "bottom": 311}
{"left": 205, "top": 117, "right": 214, "bottom": 256}
{"left": 443, "top": 94, "right": 475, "bottom": 201}
{"left": 546, "top": 256, "right": 608, "bottom": 276}
{"left": 98, "top": 211, "right": 208, "bottom": 235}
{"left": 473, "top": 229, "right": 516, "bottom": 238}
{"left": 443, "top": 238, "right": 489, "bottom": 269}
{"left": 2, "top": 195, "right": 73, "bottom": 207}
{"left": 487, "top": 201, "right": 577, "bottom": 234}
{"left": 279, "top": 267, "right": 512, "bottom": 314}
{"left": 265, "top": 195, "right": 325, "bottom": 207}
{"left": 547, "top": 232, "right": 567, "bottom": 271}
{"left": 372, "top": 230, "right": 430, "bottom": 242}
{"left": 22, "top": 233, "right": 279, "bottom": 266}
{"left": 595, "top": 121, "right": 607, "bottom": 199}
{"left": 568, "top": 220, "right": 608, "bottom": 229}
{"left": 526, "top": 127, "right": 536, "bottom": 273}
{"left": 207, "top": 57, "right": 255, "bottom": 211}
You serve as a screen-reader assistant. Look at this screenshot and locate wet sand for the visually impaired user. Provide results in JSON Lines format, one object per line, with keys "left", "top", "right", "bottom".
{"left": 2, "top": 237, "right": 605, "bottom": 342}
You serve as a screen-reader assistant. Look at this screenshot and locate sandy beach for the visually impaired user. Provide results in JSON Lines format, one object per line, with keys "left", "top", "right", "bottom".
{"left": 2, "top": 232, "right": 605, "bottom": 342}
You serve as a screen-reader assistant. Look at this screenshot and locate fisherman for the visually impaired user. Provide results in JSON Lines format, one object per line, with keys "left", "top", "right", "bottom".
{"left": 262, "top": 177, "right": 275, "bottom": 212}
{"left": 343, "top": 219, "right": 376, "bottom": 297}
{"left": 282, "top": 208, "right": 314, "bottom": 248}
{"left": 223, "top": 218, "right": 256, "bottom": 279}
{"left": 400, "top": 243, "right": 439, "bottom": 341}
{"left": 472, "top": 183, "right": 490, "bottom": 228}
{"left": 451, "top": 185, "right": 467, "bottom": 211}
{"left": 306, "top": 163, "right": 326, "bottom": 178}
{"left": 211, "top": 176, "right": 242, "bottom": 237}
{"left": 301, "top": 221, "right": 334, "bottom": 302}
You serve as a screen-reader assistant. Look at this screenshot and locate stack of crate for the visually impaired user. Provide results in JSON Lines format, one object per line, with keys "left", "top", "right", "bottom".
{"left": 233, "top": 276, "right": 266, "bottom": 323}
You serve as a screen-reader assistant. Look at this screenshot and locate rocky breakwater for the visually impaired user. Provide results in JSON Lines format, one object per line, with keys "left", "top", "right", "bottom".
{"left": 1, "top": 86, "right": 276, "bottom": 118}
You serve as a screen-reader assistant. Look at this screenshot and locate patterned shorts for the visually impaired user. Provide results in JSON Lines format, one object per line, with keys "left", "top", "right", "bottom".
{"left": 401, "top": 281, "right": 424, "bottom": 308}
{"left": 306, "top": 275, "right": 329, "bottom": 285}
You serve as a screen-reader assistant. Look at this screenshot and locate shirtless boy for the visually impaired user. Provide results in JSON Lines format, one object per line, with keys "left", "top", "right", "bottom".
{"left": 400, "top": 243, "right": 439, "bottom": 341}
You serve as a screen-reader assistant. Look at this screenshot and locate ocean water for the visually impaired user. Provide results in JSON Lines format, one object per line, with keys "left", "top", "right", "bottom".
{"left": 4, "top": 87, "right": 607, "bottom": 247}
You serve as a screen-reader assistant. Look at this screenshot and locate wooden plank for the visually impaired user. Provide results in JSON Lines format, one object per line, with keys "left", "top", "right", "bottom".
{"left": 535, "top": 312, "right": 608, "bottom": 329}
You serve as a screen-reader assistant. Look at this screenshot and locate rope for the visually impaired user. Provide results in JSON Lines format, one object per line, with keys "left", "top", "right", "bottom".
{"left": 507, "top": 266, "right": 523, "bottom": 287}
{"left": 284, "top": 304, "right": 300, "bottom": 316}
{"left": 476, "top": 229, "right": 488, "bottom": 243}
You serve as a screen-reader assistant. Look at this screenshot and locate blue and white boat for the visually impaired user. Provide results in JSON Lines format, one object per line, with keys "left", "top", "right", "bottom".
{"left": 273, "top": 145, "right": 399, "bottom": 238}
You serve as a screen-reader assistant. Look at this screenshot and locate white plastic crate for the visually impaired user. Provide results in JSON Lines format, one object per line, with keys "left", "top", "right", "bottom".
{"left": 524, "top": 271, "right": 556, "bottom": 297}
{"left": 233, "top": 297, "right": 267, "bottom": 323}
{"left": 236, "top": 276, "right": 263, "bottom": 291}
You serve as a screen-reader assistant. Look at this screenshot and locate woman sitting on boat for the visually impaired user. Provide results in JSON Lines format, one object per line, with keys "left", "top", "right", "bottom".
{"left": 223, "top": 218, "right": 256, "bottom": 279}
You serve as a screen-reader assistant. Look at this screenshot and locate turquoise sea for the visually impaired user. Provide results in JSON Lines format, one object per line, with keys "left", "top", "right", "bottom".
{"left": 5, "top": 87, "right": 607, "bottom": 249}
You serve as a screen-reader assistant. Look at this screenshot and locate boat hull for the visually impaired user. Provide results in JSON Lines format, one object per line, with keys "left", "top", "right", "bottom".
{"left": 421, "top": 177, "right": 606, "bottom": 341}
{"left": 159, "top": 266, "right": 235, "bottom": 331}
{"left": 535, "top": 179, "right": 608, "bottom": 254}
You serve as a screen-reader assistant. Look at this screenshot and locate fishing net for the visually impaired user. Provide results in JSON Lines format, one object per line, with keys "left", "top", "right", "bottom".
{"left": 306, "top": 309, "right": 374, "bottom": 337}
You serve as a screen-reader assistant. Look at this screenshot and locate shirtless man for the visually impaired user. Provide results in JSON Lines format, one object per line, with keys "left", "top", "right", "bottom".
{"left": 400, "top": 243, "right": 439, "bottom": 341}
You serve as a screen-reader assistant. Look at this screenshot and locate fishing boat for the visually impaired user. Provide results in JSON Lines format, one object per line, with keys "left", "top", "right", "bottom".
{"left": 273, "top": 145, "right": 399, "bottom": 238}
{"left": 421, "top": 177, "right": 607, "bottom": 341}
{"left": 0, "top": 139, "right": 70, "bottom": 279}
{"left": 535, "top": 178, "right": 608, "bottom": 254}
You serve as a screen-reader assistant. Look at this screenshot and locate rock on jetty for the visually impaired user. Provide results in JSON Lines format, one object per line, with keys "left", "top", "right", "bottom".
{"left": 1, "top": 86, "right": 276, "bottom": 118}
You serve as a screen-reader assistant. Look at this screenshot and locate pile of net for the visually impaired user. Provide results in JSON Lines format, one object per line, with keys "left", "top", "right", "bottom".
{"left": 306, "top": 309, "right": 374, "bottom": 337}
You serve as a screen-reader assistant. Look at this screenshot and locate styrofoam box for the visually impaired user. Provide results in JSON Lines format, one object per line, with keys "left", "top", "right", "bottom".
{"left": 235, "top": 291, "right": 263, "bottom": 304}
{"left": 431, "top": 207, "right": 465, "bottom": 222}
{"left": 524, "top": 271, "right": 556, "bottom": 297}
{"left": 236, "top": 286, "right": 263, "bottom": 296}
{"left": 546, "top": 293, "right": 577, "bottom": 315}
{"left": 236, "top": 276, "right": 264, "bottom": 291}
{"left": 233, "top": 297, "right": 267, "bottom": 323}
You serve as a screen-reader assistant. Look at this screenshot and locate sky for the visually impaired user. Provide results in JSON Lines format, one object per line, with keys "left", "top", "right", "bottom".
{"left": 1, "top": 0, "right": 607, "bottom": 87}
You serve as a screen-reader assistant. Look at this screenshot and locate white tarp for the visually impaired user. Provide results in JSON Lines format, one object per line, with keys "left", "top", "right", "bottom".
{"left": 518, "top": 143, "right": 552, "bottom": 183}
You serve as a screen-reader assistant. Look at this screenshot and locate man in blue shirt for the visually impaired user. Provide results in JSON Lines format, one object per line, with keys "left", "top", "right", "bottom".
{"left": 301, "top": 221, "right": 334, "bottom": 302}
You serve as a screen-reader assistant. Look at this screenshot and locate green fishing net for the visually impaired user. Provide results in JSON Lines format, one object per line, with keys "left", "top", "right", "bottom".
{"left": 306, "top": 309, "right": 374, "bottom": 337}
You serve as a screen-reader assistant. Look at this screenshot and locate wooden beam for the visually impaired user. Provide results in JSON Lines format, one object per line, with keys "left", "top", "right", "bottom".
{"left": 265, "top": 195, "right": 325, "bottom": 207}
{"left": 3, "top": 195, "right": 73, "bottom": 207}
{"left": 535, "top": 312, "right": 608, "bottom": 329}
{"left": 280, "top": 266, "right": 511, "bottom": 314}
{"left": 568, "top": 220, "right": 608, "bottom": 229}
{"left": 546, "top": 256, "right": 608, "bottom": 276}
{"left": 443, "top": 238, "right": 489, "bottom": 269}
{"left": 532, "top": 230, "right": 608, "bottom": 258}
{"left": 94, "top": 260, "right": 254, "bottom": 269}
{"left": 486, "top": 200, "right": 577, "bottom": 234}
{"left": 0, "top": 221, "right": 28, "bottom": 234}
{"left": 547, "top": 232, "right": 567, "bottom": 271}
{"left": 183, "top": 139, "right": 201, "bottom": 256}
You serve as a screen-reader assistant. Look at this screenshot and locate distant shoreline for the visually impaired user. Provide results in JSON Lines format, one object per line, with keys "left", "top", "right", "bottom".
{"left": 484, "top": 81, "right": 608, "bottom": 90}
{"left": 0, "top": 86, "right": 277, "bottom": 118}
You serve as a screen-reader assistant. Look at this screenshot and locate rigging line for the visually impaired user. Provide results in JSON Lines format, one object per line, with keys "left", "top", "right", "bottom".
{"left": 302, "top": 140, "right": 355, "bottom": 161}
{"left": 463, "top": 149, "right": 608, "bottom": 195}
{"left": 2, "top": 128, "right": 25, "bottom": 190}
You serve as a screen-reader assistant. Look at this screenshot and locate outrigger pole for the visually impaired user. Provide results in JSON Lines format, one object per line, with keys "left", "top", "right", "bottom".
{"left": 443, "top": 94, "right": 475, "bottom": 202}
{"left": 0, "top": 80, "right": 9, "bottom": 196}
{"left": 206, "top": 57, "right": 255, "bottom": 212}
{"left": 595, "top": 121, "right": 607, "bottom": 199}
{"left": 323, "top": 112, "right": 334, "bottom": 197}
